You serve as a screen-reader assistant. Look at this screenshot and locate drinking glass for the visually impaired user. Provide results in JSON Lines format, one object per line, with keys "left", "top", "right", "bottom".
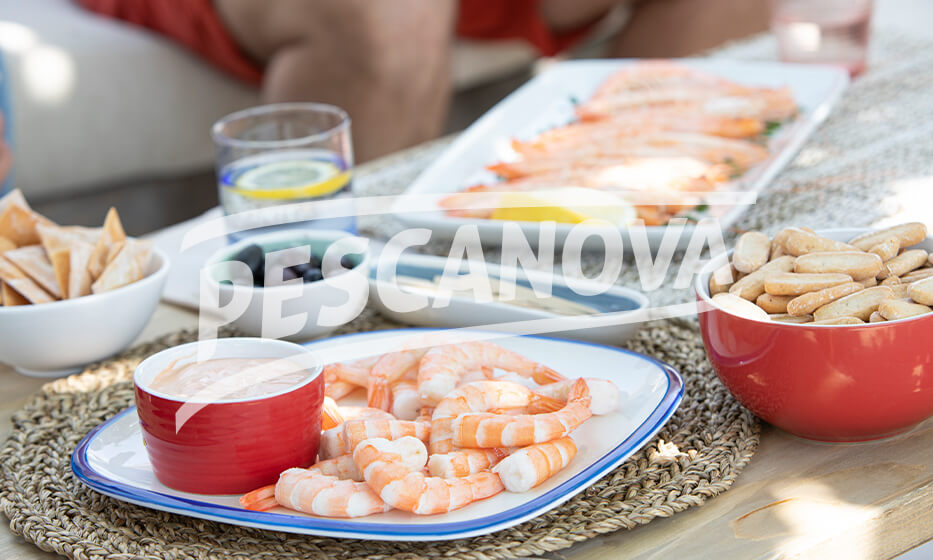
{"left": 212, "top": 103, "right": 355, "bottom": 241}
{"left": 770, "top": 0, "right": 873, "bottom": 76}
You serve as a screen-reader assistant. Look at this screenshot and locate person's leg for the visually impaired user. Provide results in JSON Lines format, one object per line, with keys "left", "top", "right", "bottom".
{"left": 215, "top": 0, "right": 456, "bottom": 162}
{"left": 610, "top": 0, "right": 769, "bottom": 57}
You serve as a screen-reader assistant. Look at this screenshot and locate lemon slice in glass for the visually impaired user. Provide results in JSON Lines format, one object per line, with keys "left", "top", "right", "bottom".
{"left": 231, "top": 160, "right": 351, "bottom": 200}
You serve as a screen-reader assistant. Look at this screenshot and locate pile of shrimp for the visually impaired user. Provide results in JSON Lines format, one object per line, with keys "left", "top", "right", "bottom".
{"left": 439, "top": 60, "right": 798, "bottom": 225}
{"left": 240, "top": 340, "right": 622, "bottom": 518}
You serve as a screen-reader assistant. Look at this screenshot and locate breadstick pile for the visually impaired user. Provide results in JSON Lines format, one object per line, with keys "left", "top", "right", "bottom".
{"left": 709, "top": 223, "right": 933, "bottom": 324}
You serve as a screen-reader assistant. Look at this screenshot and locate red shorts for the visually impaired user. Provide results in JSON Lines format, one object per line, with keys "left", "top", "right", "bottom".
{"left": 78, "top": 0, "right": 596, "bottom": 85}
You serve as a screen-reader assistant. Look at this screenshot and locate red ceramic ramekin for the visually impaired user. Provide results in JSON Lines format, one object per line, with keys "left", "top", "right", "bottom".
{"left": 134, "top": 338, "right": 323, "bottom": 494}
{"left": 696, "top": 228, "right": 933, "bottom": 442}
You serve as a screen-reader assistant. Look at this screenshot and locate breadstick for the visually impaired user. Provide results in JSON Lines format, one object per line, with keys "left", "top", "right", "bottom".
{"left": 786, "top": 282, "right": 863, "bottom": 316}
{"left": 877, "top": 249, "right": 928, "bottom": 279}
{"left": 849, "top": 222, "right": 928, "bottom": 251}
{"left": 732, "top": 232, "right": 771, "bottom": 274}
{"left": 793, "top": 251, "right": 882, "bottom": 280}
{"left": 878, "top": 298, "right": 932, "bottom": 320}
{"left": 729, "top": 256, "right": 795, "bottom": 301}
{"left": 868, "top": 236, "right": 900, "bottom": 262}
{"left": 764, "top": 273, "right": 853, "bottom": 296}
{"left": 769, "top": 313, "right": 813, "bottom": 324}
{"left": 880, "top": 275, "right": 900, "bottom": 286}
{"left": 812, "top": 316, "right": 865, "bottom": 325}
{"left": 756, "top": 293, "right": 794, "bottom": 313}
{"left": 812, "top": 286, "right": 894, "bottom": 321}
{"left": 708, "top": 263, "right": 738, "bottom": 295}
{"left": 908, "top": 277, "right": 933, "bottom": 305}
{"left": 857, "top": 276, "right": 877, "bottom": 288}
{"left": 902, "top": 268, "right": 933, "bottom": 283}
{"left": 783, "top": 229, "right": 857, "bottom": 256}
{"left": 711, "top": 293, "right": 770, "bottom": 321}
{"left": 868, "top": 311, "right": 886, "bottom": 323}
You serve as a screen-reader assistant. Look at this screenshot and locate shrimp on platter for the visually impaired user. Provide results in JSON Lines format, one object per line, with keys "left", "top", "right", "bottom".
{"left": 452, "top": 378, "right": 592, "bottom": 448}
{"left": 418, "top": 341, "right": 565, "bottom": 406}
{"left": 535, "top": 377, "right": 623, "bottom": 415}
{"left": 240, "top": 450, "right": 421, "bottom": 518}
{"left": 353, "top": 436, "right": 505, "bottom": 515}
{"left": 428, "top": 448, "right": 511, "bottom": 478}
{"left": 492, "top": 437, "right": 577, "bottom": 492}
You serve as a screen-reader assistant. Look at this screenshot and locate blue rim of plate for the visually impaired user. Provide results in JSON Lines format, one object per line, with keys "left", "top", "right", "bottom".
{"left": 72, "top": 329, "right": 684, "bottom": 540}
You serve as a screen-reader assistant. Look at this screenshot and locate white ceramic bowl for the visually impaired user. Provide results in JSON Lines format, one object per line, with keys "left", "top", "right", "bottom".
{"left": 0, "top": 247, "right": 169, "bottom": 377}
{"left": 204, "top": 230, "right": 370, "bottom": 341}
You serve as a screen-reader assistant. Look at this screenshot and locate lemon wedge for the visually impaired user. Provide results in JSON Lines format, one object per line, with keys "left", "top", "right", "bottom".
{"left": 490, "top": 187, "right": 636, "bottom": 225}
{"left": 231, "top": 160, "right": 350, "bottom": 200}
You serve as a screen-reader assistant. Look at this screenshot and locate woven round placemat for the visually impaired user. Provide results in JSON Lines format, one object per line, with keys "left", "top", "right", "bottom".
{"left": 0, "top": 313, "right": 758, "bottom": 560}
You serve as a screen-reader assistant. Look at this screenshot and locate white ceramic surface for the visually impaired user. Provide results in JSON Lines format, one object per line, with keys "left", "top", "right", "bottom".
{"left": 393, "top": 59, "right": 849, "bottom": 251}
{"left": 203, "top": 230, "right": 370, "bottom": 341}
{"left": 73, "top": 329, "right": 684, "bottom": 541}
{"left": 0, "top": 248, "right": 169, "bottom": 377}
{"left": 368, "top": 252, "right": 649, "bottom": 346}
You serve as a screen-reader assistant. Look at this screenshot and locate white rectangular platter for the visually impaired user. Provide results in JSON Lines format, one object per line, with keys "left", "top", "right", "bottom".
{"left": 393, "top": 59, "right": 849, "bottom": 250}
{"left": 73, "top": 329, "right": 683, "bottom": 541}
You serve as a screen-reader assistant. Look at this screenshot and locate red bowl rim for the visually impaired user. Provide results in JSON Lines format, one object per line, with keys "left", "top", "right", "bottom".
{"left": 133, "top": 337, "right": 322, "bottom": 404}
{"left": 694, "top": 227, "right": 933, "bottom": 329}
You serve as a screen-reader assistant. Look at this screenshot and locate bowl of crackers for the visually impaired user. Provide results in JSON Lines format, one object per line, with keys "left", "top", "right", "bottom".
{"left": 0, "top": 190, "right": 169, "bottom": 377}
{"left": 696, "top": 223, "right": 933, "bottom": 442}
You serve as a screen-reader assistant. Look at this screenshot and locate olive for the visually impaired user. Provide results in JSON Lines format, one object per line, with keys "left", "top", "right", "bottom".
{"left": 303, "top": 268, "right": 324, "bottom": 283}
{"left": 309, "top": 254, "right": 323, "bottom": 269}
{"left": 233, "top": 244, "right": 265, "bottom": 284}
{"left": 292, "top": 262, "right": 312, "bottom": 275}
{"left": 340, "top": 255, "right": 355, "bottom": 270}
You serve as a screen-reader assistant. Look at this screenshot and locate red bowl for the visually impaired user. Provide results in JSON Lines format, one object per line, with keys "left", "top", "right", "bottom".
{"left": 133, "top": 338, "right": 323, "bottom": 494}
{"left": 696, "top": 228, "right": 933, "bottom": 442}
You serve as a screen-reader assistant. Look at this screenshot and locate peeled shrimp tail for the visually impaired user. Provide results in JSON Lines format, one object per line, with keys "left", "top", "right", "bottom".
{"left": 321, "top": 397, "right": 344, "bottom": 430}
{"left": 240, "top": 484, "right": 278, "bottom": 511}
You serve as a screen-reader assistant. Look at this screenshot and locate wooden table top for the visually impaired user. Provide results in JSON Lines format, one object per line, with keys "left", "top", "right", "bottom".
{"left": 1, "top": 303, "right": 930, "bottom": 559}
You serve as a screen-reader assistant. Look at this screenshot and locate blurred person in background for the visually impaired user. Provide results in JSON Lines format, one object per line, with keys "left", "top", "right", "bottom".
{"left": 78, "top": 0, "right": 768, "bottom": 162}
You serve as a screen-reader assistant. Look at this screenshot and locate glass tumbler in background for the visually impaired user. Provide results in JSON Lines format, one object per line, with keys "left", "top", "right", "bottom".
{"left": 212, "top": 103, "right": 356, "bottom": 242}
{"left": 770, "top": 0, "right": 873, "bottom": 77}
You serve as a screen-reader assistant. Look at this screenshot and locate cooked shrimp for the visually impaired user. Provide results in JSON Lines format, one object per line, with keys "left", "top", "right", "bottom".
{"left": 418, "top": 342, "right": 565, "bottom": 406}
{"left": 240, "top": 450, "right": 421, "bottom": 518}
{"left": 428, "top": 448, "right": 509, "bottom": 478}
{"left": 429, "top": 380, "right": 562, "bottom": 454}
{"left": 390, "top": 380, "right": 422, "bottom": 420}
{"left": 353, "top": 436, "right": 504, "bottom": 514}
{"left": 453, "top": 378, "right": 591, "bottom": 448}
{"left": 342, "top": 419, "right": 431, "bottom": 455}
{"left": 367, "top": 350, "right": 427, "bottom": 411}
{"left": 319, "top": 408, "right": 395, "bottom": 459}
{"left": 535, "top": 378, "right": 622, "bottom": 415}
{"left": 322, "top": 397, "right": 344, "bottom": 430}
{"left": 589, "top": 61, "right": 730, "bottom": 100}
{"left": 492, "top": 437, "right": 577, "bottom": 492}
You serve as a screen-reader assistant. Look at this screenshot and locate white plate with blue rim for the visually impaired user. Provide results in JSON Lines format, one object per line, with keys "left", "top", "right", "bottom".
{"left": 72, "top": 329, "right": 683, "bottom": 541}
{"left": 368, "top": 253, "right": 650, "bottom": 346}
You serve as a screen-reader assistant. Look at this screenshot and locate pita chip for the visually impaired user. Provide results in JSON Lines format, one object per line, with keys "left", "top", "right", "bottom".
{"left": 68, "top": 240, "right": 95, "bottom": 299}
{"left": 38, "top": 224, "right": 79, "bottom": 298}
{"left": 0, "top": 235, "right": 14, "bottom": 254}
{"left": 0, "top": 256, "right": 55, "bottom": 304}
{"left": 4, "top": 245, "right": 62, "bottom": 298}
{"left": 2, "top": 282, "right": 30, "bottom": 306}
{"left": 88, "top": 208, "right": 126, "bottom": 279}
{"left": 91, "top": 239, "right": 151, "bottom": 294}
{"left": 0, "top": 189, "right": 29, "bottom": 214}
{"left": 0, "top": 190, "right": 55, "bottom": 246}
